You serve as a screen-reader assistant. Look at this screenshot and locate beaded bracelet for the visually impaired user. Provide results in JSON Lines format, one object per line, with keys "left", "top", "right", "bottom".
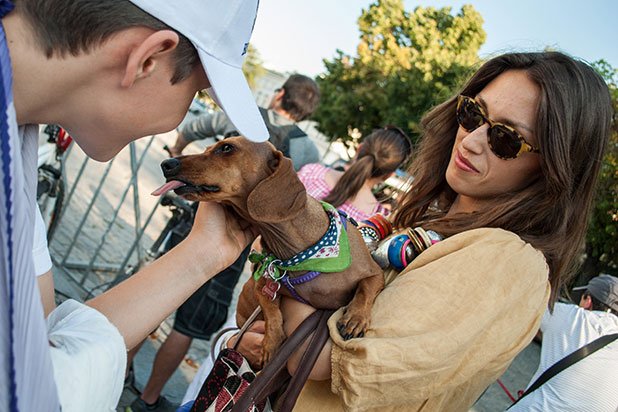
{"left": 358, "top": 214, "right": 393, "bottom": 251}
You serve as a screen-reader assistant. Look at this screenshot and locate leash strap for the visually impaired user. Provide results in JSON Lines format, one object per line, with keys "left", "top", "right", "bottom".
{"left": 231, "top": 309, "right": 334, "bottom": 412}
{"left": 508, "top": 332, "right": 618, "bottom": 408}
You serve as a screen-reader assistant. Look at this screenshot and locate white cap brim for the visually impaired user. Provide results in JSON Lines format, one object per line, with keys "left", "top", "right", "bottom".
{"left": 198, "top": 49, "right": 269, "bottom": 142}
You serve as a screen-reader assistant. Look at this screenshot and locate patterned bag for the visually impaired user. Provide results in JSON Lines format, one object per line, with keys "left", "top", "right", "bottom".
{"left": 190, "top": 309, "right": 333, "bottom": 412}
{"left": 190, "top": 348, "right": 271, "bottom": 412}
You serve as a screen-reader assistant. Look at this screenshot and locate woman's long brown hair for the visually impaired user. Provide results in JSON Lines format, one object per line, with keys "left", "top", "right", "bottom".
{"left": 391, "top": 52, "right": 613, "bottom": 305}
{"left": 323, "top": 127, "right": 412, "bottom": 208}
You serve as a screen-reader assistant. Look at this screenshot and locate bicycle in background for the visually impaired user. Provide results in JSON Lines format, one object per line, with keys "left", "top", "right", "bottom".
{"left": 37, "top": 124, "right": 73, "bottom": 241}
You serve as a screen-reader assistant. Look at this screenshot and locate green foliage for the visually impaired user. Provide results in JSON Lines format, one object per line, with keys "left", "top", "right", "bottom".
{"left": 313, "top": 0, "right": 485, "bottom": 147}
{"left": 583, "top": 60, "right": 618, "bottom": 277}
{"left": 242, "top": 44, "right": 266, "bottom": 90}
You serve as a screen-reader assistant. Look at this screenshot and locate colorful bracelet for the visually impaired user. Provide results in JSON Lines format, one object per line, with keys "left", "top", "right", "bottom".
{"left": 372, "top": 227, "right": 443, "bottom": 271}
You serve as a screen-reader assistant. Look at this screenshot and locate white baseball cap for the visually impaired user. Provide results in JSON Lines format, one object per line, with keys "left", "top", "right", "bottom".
{"left": 128, "top": 0, "right": 268, "bottom": 142}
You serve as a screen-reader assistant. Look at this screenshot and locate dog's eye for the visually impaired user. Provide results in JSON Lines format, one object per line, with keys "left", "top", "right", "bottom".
{"left": 217, "top": 143, "right": 235, "bottom": 154}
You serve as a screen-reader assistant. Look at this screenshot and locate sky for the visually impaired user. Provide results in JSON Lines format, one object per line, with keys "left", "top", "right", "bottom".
{"left": 250, "top": 0, "right": 618, "bottom": 77}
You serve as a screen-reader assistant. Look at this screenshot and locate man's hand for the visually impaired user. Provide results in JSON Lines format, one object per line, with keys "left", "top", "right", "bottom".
{"left": 228, "top": 321, "right": 265, "bottom": 369}
{"left": 186, "top": 202, "right": 257, "bottom": 276}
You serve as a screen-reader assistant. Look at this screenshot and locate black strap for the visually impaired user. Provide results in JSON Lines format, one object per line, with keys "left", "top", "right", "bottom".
{"left": 509, "top": 332, "right": 618, "bottom": 408}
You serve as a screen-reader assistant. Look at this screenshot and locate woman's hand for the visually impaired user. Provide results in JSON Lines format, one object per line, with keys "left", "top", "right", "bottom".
{"left": 228, "top": 321, "right": 265, "bottom": 369}
{"left": 186, "top": 202, "right": 257, "bottom": 274}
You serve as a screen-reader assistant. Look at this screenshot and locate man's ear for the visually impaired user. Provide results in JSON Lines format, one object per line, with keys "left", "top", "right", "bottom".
{"left": 579, "top": 293, "right": 593, "bottom": 310}
{"left": 275, "top": 88, "right": 285, "bottom": 100}
{"left": 120, "top": 30, "right": 180, "bottom": 88}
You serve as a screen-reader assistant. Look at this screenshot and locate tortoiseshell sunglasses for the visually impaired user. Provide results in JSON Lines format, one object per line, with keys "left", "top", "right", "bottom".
{"left": 456, "top": 95, "right": 540, "bottom": 160}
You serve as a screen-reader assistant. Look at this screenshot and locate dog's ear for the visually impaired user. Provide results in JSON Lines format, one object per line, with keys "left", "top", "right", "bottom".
{"left": 247, "top": 151, "right": 307, "bottom": 223}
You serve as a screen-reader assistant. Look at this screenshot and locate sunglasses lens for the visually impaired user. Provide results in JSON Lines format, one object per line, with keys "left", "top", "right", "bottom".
{"left": 457, "top": 98, "right": 485, "bottom": 131}
{"left": 488, "top": 126, "right": 522, "bottom": 159}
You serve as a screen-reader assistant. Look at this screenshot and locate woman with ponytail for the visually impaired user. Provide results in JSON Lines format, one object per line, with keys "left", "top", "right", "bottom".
{"left": 297, "top": 126, "right": 412, "bottom": 221}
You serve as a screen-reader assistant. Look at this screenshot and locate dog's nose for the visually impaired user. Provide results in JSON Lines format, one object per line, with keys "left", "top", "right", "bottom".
{"left": 161, "top": 158, "right": 180, "bottom": 177}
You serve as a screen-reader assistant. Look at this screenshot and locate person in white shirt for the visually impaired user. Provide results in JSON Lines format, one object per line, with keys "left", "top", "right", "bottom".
{"left": 510, "top": 274, "right": 618, "bottom": 411}
{"left": 0, "top": 1, "right": 268, "bottom": 411}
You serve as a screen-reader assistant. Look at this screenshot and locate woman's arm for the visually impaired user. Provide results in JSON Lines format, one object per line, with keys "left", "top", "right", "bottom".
{"left": 281, "top": 297, "right": 332, "bottom": 380}
{"left": 87, "top": 202, "right": 256, "bottom": 350}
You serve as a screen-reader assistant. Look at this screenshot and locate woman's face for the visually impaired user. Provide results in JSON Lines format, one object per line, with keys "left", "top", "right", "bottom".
{"left": 445, "top": 70, "right": 542, "bottom": 214}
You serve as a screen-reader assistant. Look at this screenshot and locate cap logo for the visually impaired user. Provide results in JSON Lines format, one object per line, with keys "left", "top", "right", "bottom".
{"left": 243, "top": 0, "right": 259, "bottom": 56}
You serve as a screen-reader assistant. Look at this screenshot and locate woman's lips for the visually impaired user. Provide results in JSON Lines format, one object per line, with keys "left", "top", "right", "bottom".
{"left": 455, "top": 151, "right": 480, "bottom": 173}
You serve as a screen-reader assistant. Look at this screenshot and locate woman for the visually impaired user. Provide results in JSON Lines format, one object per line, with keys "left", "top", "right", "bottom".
{"left": 232, "top": 51, "right": 612, "bottom": 411}
{"left": 297, "top": 126, "right": 412, "bottom": 221}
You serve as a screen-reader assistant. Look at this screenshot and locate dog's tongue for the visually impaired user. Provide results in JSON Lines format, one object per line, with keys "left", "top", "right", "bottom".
{"left": 151, "top": 180, "right": 186, "bottom": 196}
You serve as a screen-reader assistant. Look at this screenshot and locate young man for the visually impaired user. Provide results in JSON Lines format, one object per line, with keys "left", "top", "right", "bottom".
{"left": 169, "top": 74, "right": 321, "bottom": 171}
{"left": 510, "top": 274, "right": 618, "bottom": 411}
{"left": 0, "top": 1, "right": 267, "bottom": 411}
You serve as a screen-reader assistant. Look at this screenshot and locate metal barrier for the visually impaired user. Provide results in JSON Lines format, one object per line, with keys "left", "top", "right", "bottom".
{"left": 49, "top": 134, "right": 176, "bottom": 301}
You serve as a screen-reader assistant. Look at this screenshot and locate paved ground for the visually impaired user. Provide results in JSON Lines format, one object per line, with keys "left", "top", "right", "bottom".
{"left": 45, "top": 129, "right": 541, "bottom": 411}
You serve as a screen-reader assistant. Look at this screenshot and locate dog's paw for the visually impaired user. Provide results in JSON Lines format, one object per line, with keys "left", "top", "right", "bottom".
{"left": 260, "top": 333, "right": 286, "bottom": 366}
{"left": 336, "top": 311, "right": 369, "bottom": 341}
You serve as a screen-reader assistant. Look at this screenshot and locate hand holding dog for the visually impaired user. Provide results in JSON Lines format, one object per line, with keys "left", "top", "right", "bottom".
{"left": 187, "top": 202, "right": 258, "bottom": 275}
{"left": 227, "top": 320, "right": 266, "bottom": 369}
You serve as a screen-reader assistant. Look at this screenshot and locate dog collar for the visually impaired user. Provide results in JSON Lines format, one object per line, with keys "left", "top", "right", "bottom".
{"left": 250, "top": 202, "right": 352, "bottom": 283}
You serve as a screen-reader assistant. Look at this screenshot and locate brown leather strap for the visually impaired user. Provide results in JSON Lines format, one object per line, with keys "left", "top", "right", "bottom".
{"left": 231, "top": 309, "right": 333, "bottom": 412}
{"left": 277, "top": 310, "right": 333, "bottom": 412}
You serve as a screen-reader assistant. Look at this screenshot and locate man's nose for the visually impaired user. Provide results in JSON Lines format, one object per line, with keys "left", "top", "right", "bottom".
{"left": 161, "top": 158, "right": 181, "bottom": 178}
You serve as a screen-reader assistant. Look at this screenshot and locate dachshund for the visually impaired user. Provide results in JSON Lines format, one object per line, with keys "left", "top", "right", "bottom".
{"left": 152, "top": 136, "right": 384, "bottom": 366}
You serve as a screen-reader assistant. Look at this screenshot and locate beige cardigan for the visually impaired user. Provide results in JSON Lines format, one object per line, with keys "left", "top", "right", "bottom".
{"left": 294, "top": 228, "right": 550, "bottom": 412}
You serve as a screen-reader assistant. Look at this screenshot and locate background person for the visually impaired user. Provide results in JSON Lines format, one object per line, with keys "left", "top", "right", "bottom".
{"left": 189, "top": 51, "right": 613, "bottom": 412}
{"left": 168, "top": 74, "right": 321, "bottom": 171}
{"left": 509, "top": 274, "right": 618, "bottom": 411}
{"left": 297, "top": 125, "right": 412, "bottom": 221}
{"left": 0, "top": 0, "right": 267, "bottom": 411}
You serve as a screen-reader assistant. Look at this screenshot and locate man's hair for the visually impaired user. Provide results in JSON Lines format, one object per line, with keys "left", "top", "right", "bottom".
{"left": 280, "top": 74, "right": 320, "bottom": 121}
{"left": 584, "top": 292, "right": 618, "bottom": 316}
{"left": 15, "top": 0, "right": 200, "bottom": 84}
{"left": 391, "top": 52, "right": 613, "bottom": 306}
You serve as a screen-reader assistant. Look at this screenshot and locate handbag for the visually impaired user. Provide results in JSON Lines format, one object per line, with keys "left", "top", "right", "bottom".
{"left": 190, "top": 308, "right": 334, "bottom": 412}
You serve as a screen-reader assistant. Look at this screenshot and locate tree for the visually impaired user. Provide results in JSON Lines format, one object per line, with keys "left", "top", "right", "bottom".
{"left": 313, "top": 0, "right": 485, "bottom": 148}
{"left": 579, "top": 60, "right": 618, "bottom": 282}
{"left": 242, "top": 44, "right": 266, "bottom": 90}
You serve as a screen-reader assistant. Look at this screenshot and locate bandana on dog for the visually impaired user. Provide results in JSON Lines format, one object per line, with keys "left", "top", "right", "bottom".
{"left": 250, "top": 202, "right": 351, "bottom": 282}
